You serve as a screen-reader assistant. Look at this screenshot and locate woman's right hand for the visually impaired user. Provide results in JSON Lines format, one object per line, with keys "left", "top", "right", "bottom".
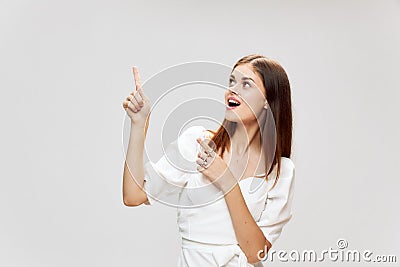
{"left": 122, "top": 66, "right": 151, "bottom": 126}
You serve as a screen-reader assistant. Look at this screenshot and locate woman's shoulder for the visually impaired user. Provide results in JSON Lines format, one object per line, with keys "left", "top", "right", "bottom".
{"left": 275, "top": 156, "right": 295, "bottom": 182}
{"left": 280, "top": 156, "right": 295, "bottom": 170}
{"left": 268, "top": 157, "right": 295, "bottom": 183}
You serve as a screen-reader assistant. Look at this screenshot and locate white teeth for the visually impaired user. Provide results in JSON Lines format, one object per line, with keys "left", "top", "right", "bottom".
{"left": 228, "top": 99, "right": 240, "bottom": 105}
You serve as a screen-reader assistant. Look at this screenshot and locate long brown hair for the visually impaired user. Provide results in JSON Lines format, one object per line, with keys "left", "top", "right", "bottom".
{"left": 207, "top": 54, "right": 293, "bottom": 189}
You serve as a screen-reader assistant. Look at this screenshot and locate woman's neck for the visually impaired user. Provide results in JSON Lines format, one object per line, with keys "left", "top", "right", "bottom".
{"left": 230, "top": 121, "right": 262, "bottom": 156}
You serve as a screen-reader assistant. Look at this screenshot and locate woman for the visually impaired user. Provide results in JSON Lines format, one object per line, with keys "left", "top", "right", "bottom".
{"left": 122, "top": 54, "right": 295, "bottom": 267}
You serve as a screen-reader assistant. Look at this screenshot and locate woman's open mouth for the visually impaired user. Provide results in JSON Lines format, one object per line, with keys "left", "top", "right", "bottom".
{"left": 226, "top": 96, "right": 241, "bottom": 110}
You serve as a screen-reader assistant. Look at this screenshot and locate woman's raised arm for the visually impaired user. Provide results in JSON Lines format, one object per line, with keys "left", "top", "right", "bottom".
{"left": 121, "top": 66, "right": 151, "bottom": 206}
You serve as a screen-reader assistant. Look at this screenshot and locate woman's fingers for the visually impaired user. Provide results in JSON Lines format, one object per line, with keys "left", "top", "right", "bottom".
{"left": 132, "top": 66, "right": 142, "bottom": 91}
{"left": 126, "top": 94, "right": 140, "bottom": 111}
{"left": 122, "top": 101, "right": 129, "bottom": 109}
{"left": 196, "top": 138, "right": 213, "bottom": 153}
{"left": 131, "top": 96, "right": 140, "bottom": 110}
{"left": 127, "top": 100, "right": 139, "bottom": 112}
{"left": 123, "top": 101, "right": 138, "bottom": 113}
{"left": 132, "top": 66, "right": 150, "bottom": 103}
{"left": 132, "top": 90, "right": 144, "bottom": 107}
{"left": 124, "top": 65, "right": 151, "bottom": 122}
{"left": 132, "top": 66, "right": 148, "bottom": 104}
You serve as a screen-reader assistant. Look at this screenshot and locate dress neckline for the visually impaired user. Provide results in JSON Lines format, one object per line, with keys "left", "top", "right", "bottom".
{"left": 238, "top": 175, "right": 266, "bottom": 184}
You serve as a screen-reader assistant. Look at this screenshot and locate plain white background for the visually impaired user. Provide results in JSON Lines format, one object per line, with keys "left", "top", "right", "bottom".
{"left": 1, "top": 1, "right": 399, "bottom": 266}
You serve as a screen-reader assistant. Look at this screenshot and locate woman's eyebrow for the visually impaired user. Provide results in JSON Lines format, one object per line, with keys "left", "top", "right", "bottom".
{"left": 230, "top": 74, "right": 255, "bottom": 83}
{"left": 242, "top": 77, "right": 255, "bottom": 83}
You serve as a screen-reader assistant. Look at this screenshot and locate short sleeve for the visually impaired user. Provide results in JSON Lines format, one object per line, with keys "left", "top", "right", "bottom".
{"left": 143, "top": 125, "right": 207, "bottom": 206}
{"left": 256, "top": 157, "right": 295, "bottom": 246}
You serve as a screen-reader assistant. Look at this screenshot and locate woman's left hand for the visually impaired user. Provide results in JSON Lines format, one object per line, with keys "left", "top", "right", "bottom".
{"left": 195, "top": 137, "right": 235, "bottom": 193}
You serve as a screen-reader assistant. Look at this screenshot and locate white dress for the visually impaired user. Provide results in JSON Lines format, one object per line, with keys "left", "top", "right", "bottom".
{"left": 143, "top": 125, "right": 295, "bottom": 267}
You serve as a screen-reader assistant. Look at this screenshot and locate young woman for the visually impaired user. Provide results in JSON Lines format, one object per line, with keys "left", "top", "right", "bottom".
{"left": 122, "top": 54, "right": 295, "bottom": 267}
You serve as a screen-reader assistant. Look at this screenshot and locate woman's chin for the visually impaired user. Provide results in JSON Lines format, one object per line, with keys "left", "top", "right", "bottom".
{"left": 224, "top": 112, "right": 242, "bottom": 122}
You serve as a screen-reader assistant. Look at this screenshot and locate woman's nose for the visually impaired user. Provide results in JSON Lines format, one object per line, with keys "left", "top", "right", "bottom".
{"left": 227, "top": 87, "right": 240, "bottom": 96}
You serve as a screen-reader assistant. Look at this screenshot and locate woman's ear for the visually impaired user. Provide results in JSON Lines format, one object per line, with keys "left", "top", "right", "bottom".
{"left": 263, "top": 100, "right": 269, "bottom": 110}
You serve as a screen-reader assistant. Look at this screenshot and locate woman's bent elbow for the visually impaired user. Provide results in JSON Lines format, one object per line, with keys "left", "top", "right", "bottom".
{"left": 123, "top": 198, "right": 141, "bottom": 206}
{"left": 123, "top": 192, "right": 147, "bottom": 206}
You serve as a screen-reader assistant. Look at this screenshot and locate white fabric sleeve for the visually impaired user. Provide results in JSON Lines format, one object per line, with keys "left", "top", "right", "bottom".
{"left": 255, "top": 158, "right": 295, "bottom": 246}
{"left": 143, "top": 125, "right": 206, "bottom": 206}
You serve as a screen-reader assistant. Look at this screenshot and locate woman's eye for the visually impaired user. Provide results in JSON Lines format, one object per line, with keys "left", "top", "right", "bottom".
{"left": 229, "top": 78, "right": 235, "bottom": 86}
{"left": 243, "top": 81, "right": 251, "bottom": 88}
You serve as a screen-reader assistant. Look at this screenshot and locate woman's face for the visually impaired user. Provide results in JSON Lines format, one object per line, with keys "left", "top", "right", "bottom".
{"left": 224, "top": 63, "right": 267, "bottom": 124}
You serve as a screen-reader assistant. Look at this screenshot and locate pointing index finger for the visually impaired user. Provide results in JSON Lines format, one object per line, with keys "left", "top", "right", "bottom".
{"left": 132, "top": 66, "right": 142, "bottom": 91}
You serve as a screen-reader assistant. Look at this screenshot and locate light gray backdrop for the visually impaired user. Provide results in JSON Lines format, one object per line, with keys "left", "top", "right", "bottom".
{"left": 1, "top": 0, "right": 399, "bottom": 266}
